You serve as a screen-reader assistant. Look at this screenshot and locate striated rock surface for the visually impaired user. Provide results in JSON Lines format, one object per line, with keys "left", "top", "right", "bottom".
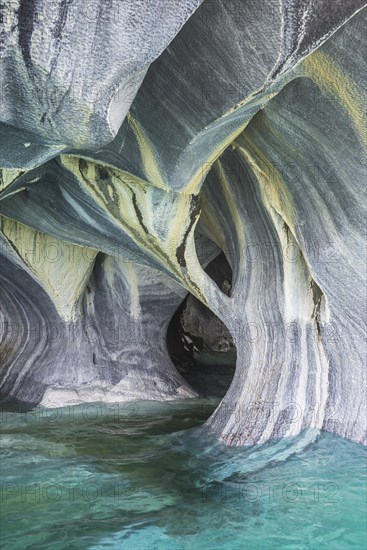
{"left": 0, "top": 0, "right": 202, "bottom": 165}
{"left": 0, "top": 0, "right": 366, "bottom": 446}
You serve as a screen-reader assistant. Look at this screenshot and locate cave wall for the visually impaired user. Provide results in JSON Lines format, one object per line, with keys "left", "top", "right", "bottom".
{"left": 0, "top": 0, "right": 366, "bottom": 445}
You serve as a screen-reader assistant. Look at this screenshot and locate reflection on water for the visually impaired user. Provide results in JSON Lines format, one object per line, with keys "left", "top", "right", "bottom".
{"left": 1, "top": 398, "right": 366, "bottom": 549}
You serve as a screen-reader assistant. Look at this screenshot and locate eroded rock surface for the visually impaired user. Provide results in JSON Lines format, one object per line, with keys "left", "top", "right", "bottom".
{"left": 0, "top": 0, "right": 366, "bottom": 446}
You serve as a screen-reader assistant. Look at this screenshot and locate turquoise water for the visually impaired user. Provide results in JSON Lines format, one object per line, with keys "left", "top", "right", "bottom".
{"left": 1, "top": 398, "right": 366, "bottom": 550}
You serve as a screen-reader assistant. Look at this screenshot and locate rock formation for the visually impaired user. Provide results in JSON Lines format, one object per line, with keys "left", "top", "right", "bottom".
{"left": 0, "top": 1, "right": 366, "bottom": 446}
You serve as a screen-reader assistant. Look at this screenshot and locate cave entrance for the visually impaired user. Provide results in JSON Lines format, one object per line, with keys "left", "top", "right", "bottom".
{"left": 167, "top": 252, "right": 236, "bottom": 398}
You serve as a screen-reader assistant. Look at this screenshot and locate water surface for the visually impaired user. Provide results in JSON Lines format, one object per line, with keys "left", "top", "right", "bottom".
{"left": 1, "top": 399, "right": 366, "bottom": 549}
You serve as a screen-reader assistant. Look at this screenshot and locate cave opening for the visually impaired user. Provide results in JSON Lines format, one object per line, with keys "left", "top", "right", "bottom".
{"left": 167, "top": 252, "right": 236, "bottom": 398}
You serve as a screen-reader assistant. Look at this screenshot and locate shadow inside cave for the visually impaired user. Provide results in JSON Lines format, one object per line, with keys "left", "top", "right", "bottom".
{"left": 167, "top": 252, "right": 236, "bottom": 398}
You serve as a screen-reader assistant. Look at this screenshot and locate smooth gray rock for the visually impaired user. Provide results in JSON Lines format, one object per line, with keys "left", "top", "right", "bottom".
{"left": 0, "top": 0, "right": 202, "bottom": 166}
{"left": 0, "top": 1, "right": 366, "bottom": 447}
{"left": 0, "top": 227, "right": 195, "bottom": 404}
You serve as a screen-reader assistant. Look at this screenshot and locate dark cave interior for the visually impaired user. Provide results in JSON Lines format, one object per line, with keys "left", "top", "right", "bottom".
{"left": 167, "top": 252, "right": 236, "bottom": 398}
